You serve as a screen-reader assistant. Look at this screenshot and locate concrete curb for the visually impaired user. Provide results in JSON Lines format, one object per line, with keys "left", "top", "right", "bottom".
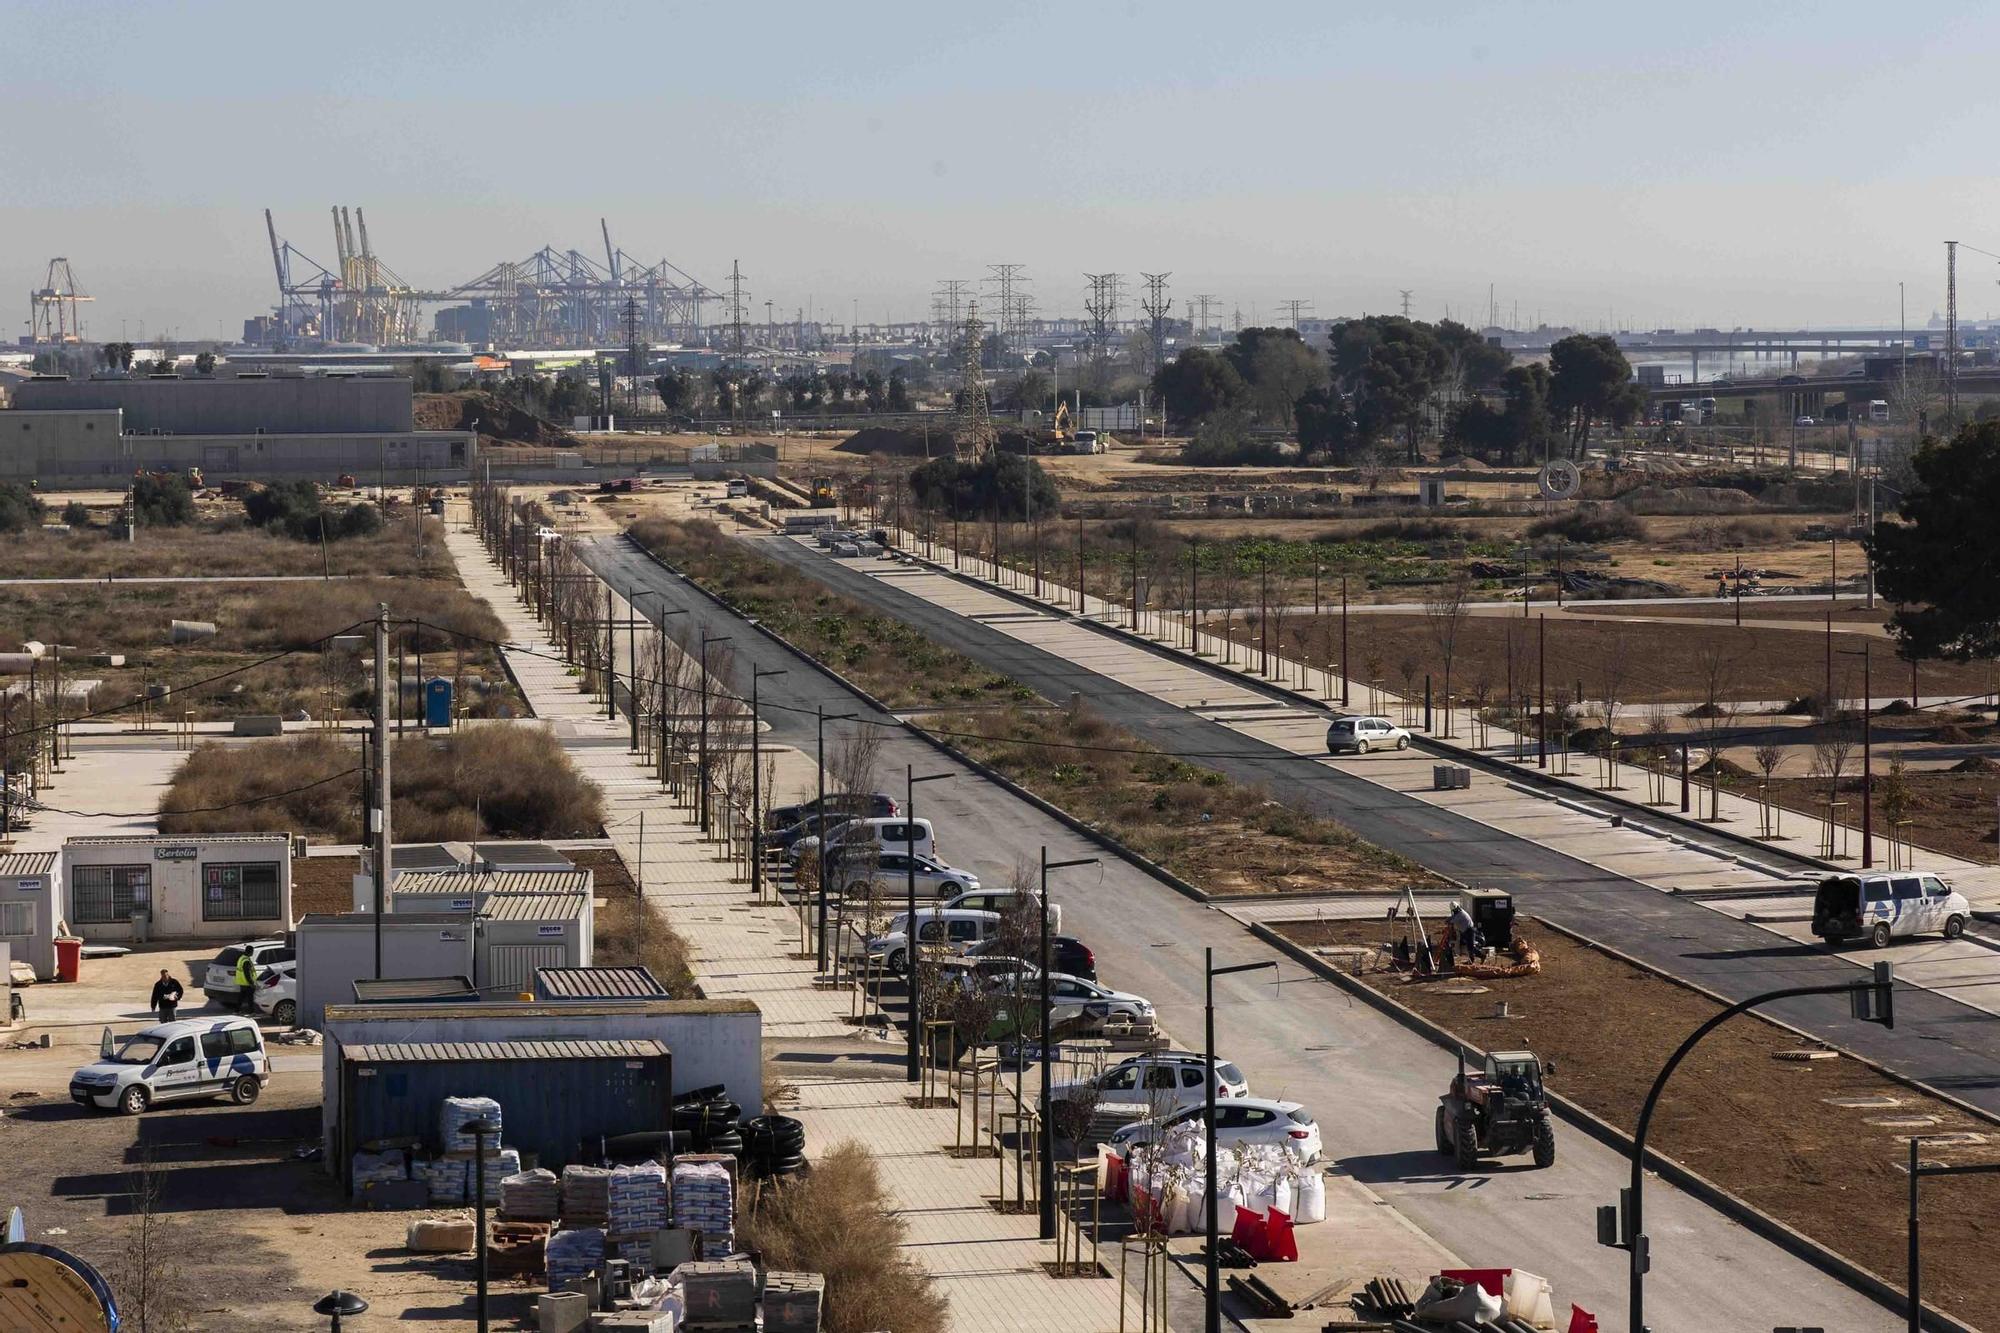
{"left": 618, "top": 534, "right": 1220, "bottom": 908}
{"left": 1250, "top": 919, "right": 1977, "bottom": 1333}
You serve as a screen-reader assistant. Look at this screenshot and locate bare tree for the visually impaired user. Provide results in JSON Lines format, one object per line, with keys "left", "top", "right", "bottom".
{"left": 1595, "top": 628, "right": 1634, "bottom": 734}
{"left": 1752, "top": 741, "right": 1784, "bottom": 838}
{"left": 1689, "top": 640, "right": 1743, "bottom": 820}
{"left": 1812, "top": 714, "right": 1856, "bottom": 857}
{"left": 1395, "top": 653, "right": 1421, "bottom": 728}
{"left": 1423, "top": 576, "right": 1472, "bottom": 737}
{"left": 111, "top": 1152, "right": 192, "bottom": 1333}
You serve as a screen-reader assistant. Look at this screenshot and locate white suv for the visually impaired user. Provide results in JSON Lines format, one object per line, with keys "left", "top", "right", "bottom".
{"left": 1326, "top": 715, "right": 1411, "bottom": 754}
{"left": 1053, "top": 1053, "right": 1248, "bottom": 1119}
{"left": 205, "top": 939, "right": 290, "bottom": 1009}
{"left": 69, "top": 1017, "right": 270, "bottom": 1115}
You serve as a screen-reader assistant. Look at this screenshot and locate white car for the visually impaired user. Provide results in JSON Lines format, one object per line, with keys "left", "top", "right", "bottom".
{"left": 944, "top": 887, "right": 1060, "bottom": 931}
{"left": 1053, "top": 1053, "right": 1249, "bottom": 1119}
{"left": 1326, "top": 715, "right": 1411, "bottom": 755}
{"left": 1110, "top": 1096, "right": 1322, "bottom": 1163}
{"left": 68, "top": 1017, "right": 270, "bottom": 1115}
{"left": 838, "top": 852, "right": 979, "bottom": 901}
{"left": 253, "top": 959, "right": 299, "bottom": 1027}
{"left": 204, "top": 940, "right": 291, "bottom": 1009}
{"left": 857, "top": 908, "right": 1002, "bottom": 974}
{"left": 989, "top": 972, "right": 1156, "bottom": 1037}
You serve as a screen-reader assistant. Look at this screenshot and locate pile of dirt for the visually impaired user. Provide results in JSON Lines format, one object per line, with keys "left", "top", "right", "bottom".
{"left": 1934, "top": 722, "right": 1985, "bottom": 745}
{"left": 836, "top": 427, "right": 930, "bottom": 456}
{"left": 1694, "top": 753, "right": 1754, "bottom": 778}
{"left": 416, "top": 390, "right": 578, "bottom": 448}
{"left": 1951, "top": 756, "right": 2000, "bottom": 774}
{"left": 1621, "top": 485, "right": 1758, "bottom": 514}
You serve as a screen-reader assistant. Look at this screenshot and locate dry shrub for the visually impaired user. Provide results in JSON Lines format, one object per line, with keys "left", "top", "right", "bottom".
{"left": 593, "top": 895, "right": 697, "bottom": 998}
{"left": 236, "top": 578, "right": 505, "bottom": 653}
{"left": 0, "top": 512, "right": 449, "bottom": 581}
{"left": 158, "top": 726, "right": 603, "bottom": 841}
{"left": 740, "top": 1142, "right": 948, "bottom": 1333}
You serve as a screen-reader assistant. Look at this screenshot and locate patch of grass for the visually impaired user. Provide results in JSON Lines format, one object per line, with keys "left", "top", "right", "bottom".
{"left": 158, "top": 727, "right": 603, "bottom": 842}
{"left": 592, "top": 895, "right": 698, "bottom": 999}
{"left": 740, "top": 1142, "right": 949, "bottom": 1333}
{"left": 1526, "top": 505, "right": 1648, "bottom": 545}
{"left": 0, "top": 508, "right": 450, "bottom": 579}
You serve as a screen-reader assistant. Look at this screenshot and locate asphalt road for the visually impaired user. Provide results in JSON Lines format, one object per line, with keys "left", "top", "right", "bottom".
{"left": 579, "top": 534, "right": 1893, "bottom": 1333}
{"left": 742, "top": 532, "right": 2000, "bottom": 1121}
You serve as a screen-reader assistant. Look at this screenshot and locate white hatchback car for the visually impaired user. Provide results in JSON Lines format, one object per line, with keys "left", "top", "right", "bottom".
{"left": 1326, "top": 715, "right": 1411, "bottom": 755}
{"left": 253, "top": 959, "right": 299, "bottom": 1027}
{"left": 1053, "top": 1053, "right": 1249, "bottom": 1119}
{"left": 1110, "top": 1096, "right": 1322, "bottom": 1163}
{"left": 69, "top": 1017, "right": 271, "bottom": 1115}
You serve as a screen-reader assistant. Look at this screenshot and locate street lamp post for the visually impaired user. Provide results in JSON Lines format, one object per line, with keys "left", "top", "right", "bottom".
{"left": 462, "top": 1115, "right": 501, "bottom": 1333}
{"left": 1205, "top": 950, "right": 1276, "bottom": 1333}
{"left": 814, "top": 708, "right": 859, "bottom": 972}
{"left": 698, "top": 633, "right": 732, "bottom": 833}
{"left": 750, "top": 667, "right": 787, "bottom": 900}
{"left": 1907, "top": 1139, "right": 2000, "bottom": 1333}
{"left": 1609, "top": 966, "right": 1894, "bottom": 1333}
{"left": 1839, "top": 643, "right": 1874, "bottom": 867}
{"left": 904, "top": 766, "right": 954, "bottom": 1080}
{"left": 1039, "top": 848, "right": 1099, "bottom": 1238}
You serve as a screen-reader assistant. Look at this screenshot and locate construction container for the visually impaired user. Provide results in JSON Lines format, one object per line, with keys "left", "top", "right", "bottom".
{"left": 533, "top": 967, "right": 670, "bottom": 1002}
{"left": 296, "top": 913, "right": 477, "bottom": 1030}
{"left": 0, "top": 851, "right": 59, "bottom": 980}
{"left": 481, "top": 894, "right": 592, "bottom": 992}
{"left": 335, "top": 1038, "right": 671, "bottom": 1182}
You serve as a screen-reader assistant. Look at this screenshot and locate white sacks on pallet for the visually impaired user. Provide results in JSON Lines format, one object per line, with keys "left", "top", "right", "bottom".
{"left": 475, "top": 1150, "right": 522, "bottom": 1205}
{"left": 670, "top": 1159, "right": 734, "bottom": 1250}
{"left": 1126, "top": 1141, "right": 1325, "bottom": 1235}
{"left": 607, "top": 1161, "right": 670, "bottom": 1242}
{"left": 500, "top": 1168, "right": 562, "bottom": 1222}
{"left": 417, "top": 1156, "right": 469, "bottom": 1204}
{"left": 439, "top": 1095, "right": 502, "bottom": 1154}
{"left": 545, "top": 1226, "right": 606, "bottom": 1294}
{"left": 351, "top": 1148, "right": 407, "bottom": 1198}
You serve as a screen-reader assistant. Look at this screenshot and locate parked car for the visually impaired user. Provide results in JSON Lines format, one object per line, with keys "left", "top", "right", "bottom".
{"left": 796, "top": 817, "right": 937, "bottom": 872}
{"left": 1325, "top": 715, "right": 1412, "bottom": 755}
{"left": 1812, "top": 873, "right": 1971, "bottom": 947}
{"left": 1110, "top": 1096, "right": 1321, "bottom": 1162}
{"left": 976, "top": 966, "right": 1152, "bottom": 1031}
{"left": 768, "top": 812, "right": 857, "bottom": 858}
{"left": 1794, "top": 415, "right": 1817, "bottom": 427}
{"left": 768, "top": 792, "right": 897, "bottom": 830}
{"left": 855, "top": 908, "right": 1001, "bottom": 974}
{"left": 944, "top": 887, "right": 1062, "bottom": 932}
{"left": 1051, "top": 1053, "right": 1250, "bottom": 1120}
{"left": 837, "top": 851, "right": 979, "bottom": 900}
{"left": 69, "top": 1017, "right": 270, "bottom": 1115}
{"left": 204, "top": 940, "right": 291, "bottom": 1008}
{"left": 253, "top": 959, "right": 298, "bottom": 1027}
{"left": 964, "top": 932, "right": 1093, "bottom": 980}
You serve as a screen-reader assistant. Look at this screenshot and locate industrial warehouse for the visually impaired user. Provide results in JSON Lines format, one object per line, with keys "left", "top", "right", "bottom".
{"left": 0, "top": 372, "right": 474, "bottom": 484}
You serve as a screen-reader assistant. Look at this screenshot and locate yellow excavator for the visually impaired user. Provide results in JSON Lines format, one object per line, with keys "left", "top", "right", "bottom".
{"left": 1040, "top": 401, "right": 1073, "bottom": 454}
{"left": 808, "top": 475, "right": 836, "bottom": 505}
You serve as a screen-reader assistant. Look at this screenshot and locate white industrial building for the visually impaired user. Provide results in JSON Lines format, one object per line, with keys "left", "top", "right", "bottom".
{"left": 62, "top": 834, "right": 294, "bottom": 946}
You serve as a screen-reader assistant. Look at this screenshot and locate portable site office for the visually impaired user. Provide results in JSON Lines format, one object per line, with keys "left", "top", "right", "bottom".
{"left": 0, "top": 852, "right": 58, "bottom": 980}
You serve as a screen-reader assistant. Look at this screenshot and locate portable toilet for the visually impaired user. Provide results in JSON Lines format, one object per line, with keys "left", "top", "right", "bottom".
{"left": 423, "top": 677, "right": 452, "bottom": 729}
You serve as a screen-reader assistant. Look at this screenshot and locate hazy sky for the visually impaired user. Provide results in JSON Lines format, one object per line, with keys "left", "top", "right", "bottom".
{"left": 9, "top": 0, "right": 2000, "bottom": 343}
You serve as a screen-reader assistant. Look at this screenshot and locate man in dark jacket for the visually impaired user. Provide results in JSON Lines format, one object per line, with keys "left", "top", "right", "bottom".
{"left": 149, "top": 969, "right": 183, "bottom": 1023}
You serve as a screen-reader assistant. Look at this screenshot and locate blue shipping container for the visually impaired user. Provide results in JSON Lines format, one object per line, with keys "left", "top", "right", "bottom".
{"left": 339, "top": 1039, "right": 671, "bottom": 1180}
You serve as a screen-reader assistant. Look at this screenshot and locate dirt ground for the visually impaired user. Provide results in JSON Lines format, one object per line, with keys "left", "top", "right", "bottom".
{"left": 1220, "top": 611, "right": 1996, "bottom": 706}
{"left": 1277, "top": 917, "right": 2000, "bottom": 1331}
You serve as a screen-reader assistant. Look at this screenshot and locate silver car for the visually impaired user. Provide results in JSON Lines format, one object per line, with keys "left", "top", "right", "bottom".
{"left": 835, "top": 851, "right": 978, "bottom": 901}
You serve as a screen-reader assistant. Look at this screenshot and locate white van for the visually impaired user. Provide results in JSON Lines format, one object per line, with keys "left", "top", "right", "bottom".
{"left": 69, "top": 1017, "right": 270, "bottom": 1115}
{"left": 823, "top": 817, "right": 936, "bottom": 871}
{"left": 855, "top": 907, "right": 1000, "bottom": 974}
{"left": 1812, "top": 873, "right": 1971, "bottom": 948}
{"left": 944, "top": 887, "right": 1060, "bottom": 932}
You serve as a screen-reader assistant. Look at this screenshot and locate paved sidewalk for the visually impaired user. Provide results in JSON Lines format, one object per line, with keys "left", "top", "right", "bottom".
{"left": 445, "top": 516, "right": 1133, "bottom": 1333}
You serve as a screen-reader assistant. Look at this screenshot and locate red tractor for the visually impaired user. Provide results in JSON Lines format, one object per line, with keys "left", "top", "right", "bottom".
{"left": 1435, "top": 1049, "right": 1557, "bottom": 1170}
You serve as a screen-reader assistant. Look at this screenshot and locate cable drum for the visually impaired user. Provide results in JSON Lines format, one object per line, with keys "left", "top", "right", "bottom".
{"left": 1537, "top": 459, "right": 1581, "bottom": 500}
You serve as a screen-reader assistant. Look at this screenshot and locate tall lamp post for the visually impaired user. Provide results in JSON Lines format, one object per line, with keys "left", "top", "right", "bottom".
{"left": 813, "top": 708, "right": 859, "bottom": 971}
{"left": 462, "top": 1115, "right": 501, "bottom": 1333}
{"left": 1205, "top": 950, "right": 1276, "bottom": 1333}
{"left": 904, "top": 766, "right": 954, "bottom": 1080}
{"left": 1838, "top": 642, "right": 1874, "bottom": 867}
{"left": 697, "top": 632, "right": 732, "bottom": 833}
{"left": 1607, "top": 965, "right": 1894, "bottom": 1333}
{"left": 1907, "top": 1140, "right": 2000, "bottom": 1333}
{"left": 750, "top": 667, "right": 787, "bottom": 900}
{"left": 1038, "top": 848, "right": 1099, "bottom": 1238}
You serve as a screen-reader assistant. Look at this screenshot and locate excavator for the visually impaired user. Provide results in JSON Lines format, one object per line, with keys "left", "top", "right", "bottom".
{"left": 1039, "top": 401, "right": 1073, "bottom": 454}
{"left": 807, "top": 476, "right": 836, "bottom": 506}
{"left": 134, "top": 466, "right": 203, "bottom": 490}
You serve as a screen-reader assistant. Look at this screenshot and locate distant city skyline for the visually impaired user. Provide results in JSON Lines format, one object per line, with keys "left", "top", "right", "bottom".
{"left": 8, "top": 0, "right": 2000, "bottom": 343}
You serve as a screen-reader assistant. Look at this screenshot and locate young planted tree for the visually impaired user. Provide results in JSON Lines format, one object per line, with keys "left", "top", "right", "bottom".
{"left": 1423, "top": 576, "right": 1472, "bottom": 737}
{"left": 1752, "top": 741, "right": 1785, "bottom": 838}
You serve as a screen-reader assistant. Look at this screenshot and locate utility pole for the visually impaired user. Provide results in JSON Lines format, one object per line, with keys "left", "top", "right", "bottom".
{"left": 373, "top": 604, "right": 392, "bottom": 980}
{"left": 1278, "top": 298, "right": 1311, "bottom": 331}
{"left": 728, "top": 261, "right": 749, "bottom": 370}
{"left": 985, "top": 265, "right": 1029, "bottom": 360}
{"left": 1944, "top": 241, "right": 1959, "bottom": 423}
{"left": 1140, "top": 272, "right": 1172, "bottom": 377}
{"left": 1399, "top": 290, "right": 1413, "bottom": 320}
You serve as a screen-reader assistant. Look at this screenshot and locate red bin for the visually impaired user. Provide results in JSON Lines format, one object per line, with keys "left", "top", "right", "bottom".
{"left": 54, "top": 937, "right": 82, "bottom": 983}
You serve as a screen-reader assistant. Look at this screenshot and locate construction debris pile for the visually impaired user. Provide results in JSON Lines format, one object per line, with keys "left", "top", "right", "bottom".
{"left": 1350, "top": 1269, "right": 1594, "bottom": 1333}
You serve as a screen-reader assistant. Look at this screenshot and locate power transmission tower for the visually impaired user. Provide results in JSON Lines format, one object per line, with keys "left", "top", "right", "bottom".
{"left": 953, "top": 303, "right": 998, "bottom": 461}
{"left": 986, "top": 264, "right": 1029, "bottom": 360}
{"left": 1140, "top": 272, "right": 1172, "bottom": 374}
{"left": 1945, "top": 240, "right": 1959, "bottom": 423}
{"left": 1399, "top": 289, "right": 1413, "bottom": 319}
{"left": 623, "top": 297, "right": 645, "bottom": 418}
{"left": 1083, "top": 273, "right": 1123, "bottom": 358}
{"left": 1191, "top": 294, "right": 1218, "bottom": 346}
{"left": 1278, "top": 298, "right": 1311, "bottom": 330}
{"left": 727, "top": 261, "right": 749, "bottom": 367}
{"left": 932, "top": 278, "right": 972, "bottom": 348}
